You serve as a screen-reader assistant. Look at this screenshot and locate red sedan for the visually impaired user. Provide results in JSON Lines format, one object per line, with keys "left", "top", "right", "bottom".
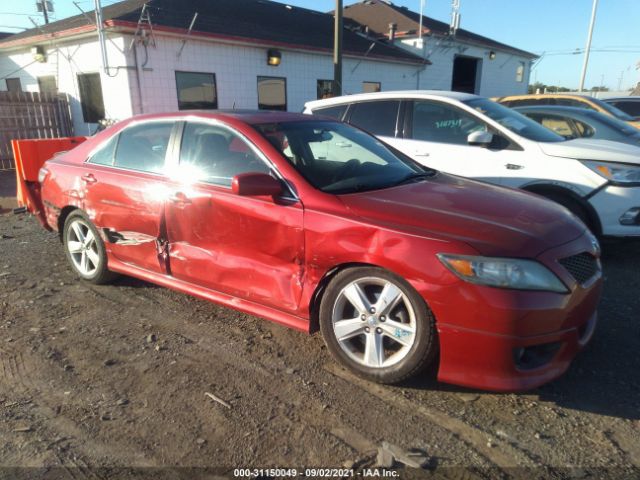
{"left": 34, "top": 111, "right": 602, "bottom": 391}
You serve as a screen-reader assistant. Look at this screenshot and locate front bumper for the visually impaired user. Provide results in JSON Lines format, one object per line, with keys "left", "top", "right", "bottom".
{"left": 588, "top": 184, "right": 640, "bottom": 237}
{"left": 436, "top": 311, "right": 597, "bottom": 392}
{"left": 427, "top": 233, "right": 602, "bottom": 392}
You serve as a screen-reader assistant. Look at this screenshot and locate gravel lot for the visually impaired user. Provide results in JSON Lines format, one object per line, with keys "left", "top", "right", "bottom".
{"left": 0, "top": 210, "right": 639, "bottom": 479}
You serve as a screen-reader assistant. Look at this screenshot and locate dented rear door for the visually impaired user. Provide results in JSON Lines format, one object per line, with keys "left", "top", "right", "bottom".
{"left": 81, "top": 121, "right": 177, "bottom": 274}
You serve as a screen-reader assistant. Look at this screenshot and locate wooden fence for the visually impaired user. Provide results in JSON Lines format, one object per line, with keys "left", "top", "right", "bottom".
{"left": 0, "top": 91, "right": 74, "bottom": 170}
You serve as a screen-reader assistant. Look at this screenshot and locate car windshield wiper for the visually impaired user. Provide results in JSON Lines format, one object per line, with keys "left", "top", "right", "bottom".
{"left": 393, "top": 171, "right": 436, "bottom": 186}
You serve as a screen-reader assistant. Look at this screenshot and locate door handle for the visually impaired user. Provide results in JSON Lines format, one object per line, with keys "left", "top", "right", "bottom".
{"left": 169, "top": 192, "right": 192, "bottom": 205}
{"left": 81, "top": 173, "right": 97, "bottom": 184}
{"left": 414, "top": 151, "right": 430, "bottom": 157}
{"left": 505, "top": 163, "right": 524, "bottom": 170}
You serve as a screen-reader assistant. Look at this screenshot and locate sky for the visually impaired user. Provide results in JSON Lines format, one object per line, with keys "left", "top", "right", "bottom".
{"left": 1, "top": 0, "right": 639, "bottom": 91}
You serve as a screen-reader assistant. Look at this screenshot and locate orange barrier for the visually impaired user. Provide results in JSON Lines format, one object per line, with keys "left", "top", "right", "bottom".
{"left": 12, "top": 137, "right": 86, "bottom": 210}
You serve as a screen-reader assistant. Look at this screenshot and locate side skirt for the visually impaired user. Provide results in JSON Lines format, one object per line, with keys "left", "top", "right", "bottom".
{"left": 107, "top": 257, "right": 311, "bottom": 334}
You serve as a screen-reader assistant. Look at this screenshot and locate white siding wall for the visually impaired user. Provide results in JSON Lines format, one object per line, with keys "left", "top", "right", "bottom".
{"left": 123, "top": 35, "right": 423, "bottom": 115}
{"left": 0, "top": 36, "right": 134, "bottom": 135}
{"left": 400, "top": 37, "right": 532, "bottom": 97}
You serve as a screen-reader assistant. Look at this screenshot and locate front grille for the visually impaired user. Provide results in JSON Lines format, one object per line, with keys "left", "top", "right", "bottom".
{"left": 559, "top": 252, "right": 599, "bottom": 285}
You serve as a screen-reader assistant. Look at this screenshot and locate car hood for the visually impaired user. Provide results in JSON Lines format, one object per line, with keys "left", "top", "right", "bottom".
{"left": 538, "top": 138, "right": 640, "bottom": 164}
{"left": 338, "top": 173, "right": 586, "bottom": 258}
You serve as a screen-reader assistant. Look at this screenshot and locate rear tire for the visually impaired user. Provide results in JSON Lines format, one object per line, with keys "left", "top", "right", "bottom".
{"left": 63, "top": 211, "right": 117, "bottom": 285}
{"left": 319, "top": 266, "right": 437, "bottom": 384}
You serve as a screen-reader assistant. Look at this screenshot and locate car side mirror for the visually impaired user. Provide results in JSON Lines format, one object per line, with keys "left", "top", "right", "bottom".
{"left": 467, "top": 130, "right": 494, "bottom": 147}
{"left": 232, "top": 172, "right": 282, "bottom": 197}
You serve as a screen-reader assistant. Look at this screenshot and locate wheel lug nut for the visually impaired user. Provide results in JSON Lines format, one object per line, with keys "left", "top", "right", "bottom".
{"left": 364, "top": 327, "right": 370, "bottom": 333}
{"left": 380, "top": 315, "right": 386, "bottom": 322}
{"left": 369, "top": 307, "right": 376, "bottom": 314}
{"left": 361, "top": 314, "right": 366, "bottom": 321}
{"left": 376, "top": 327, "right": 383, "bottom": 334}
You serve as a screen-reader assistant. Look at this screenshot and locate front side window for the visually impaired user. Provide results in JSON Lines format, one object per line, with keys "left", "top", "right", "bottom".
{"left": 77, "top": 73, "right": 105, "bottom": 123}
{"left": 255, "top": 120, "right": 427, "bottom": 194}
{"left": 410, "top": 100, "right": 486, "bottom": 145}
{"left": 536, "top": 115, "right": 575, "bottom": 138}
{"left": 464, "top": 98, "right": 565, "bottom": 143}
{"left": 179, "top": 122, "right": 270, "bottom": 186}
{"left": 349, "top": 100, "right": 399, "bottom": 137}
{"left": 257, "top": 76, "right": 287, "bottom": 111}
{"left": 113, "top": 122, "right": 174, "bottom": 173}
{"left": 175, "top": 71, "right": 218, "bottom": 110}
{"left": 363, "top": 81, "right": 381, "bottom": 93}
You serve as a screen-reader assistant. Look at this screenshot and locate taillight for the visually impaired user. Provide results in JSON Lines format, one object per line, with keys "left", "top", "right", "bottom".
{"left": 38, "top": 166, "right": 50, "bottom": 184}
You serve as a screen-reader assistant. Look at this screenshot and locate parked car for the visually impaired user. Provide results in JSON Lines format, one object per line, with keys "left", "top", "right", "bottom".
{"left": 494, "top": 93, "right": 640, "bottom": 129}
{"left": 603, "top": 97, "right": 640, "bottom": 121}
{"left": 514, "top": 105, "right": 640, "bottom": 146}
{"left": 304, "top": 91, "right": 640, "bottom": 238}
{"left": 31, "top": 111, "right": 602, "bottom": 392}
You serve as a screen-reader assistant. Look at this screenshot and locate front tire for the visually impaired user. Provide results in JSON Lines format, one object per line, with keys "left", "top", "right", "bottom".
{"left": 319, "top": 267, "right": 437, "bottom": 384}
{"left": 63, "top": 211, "right": 117, "bottom": 284}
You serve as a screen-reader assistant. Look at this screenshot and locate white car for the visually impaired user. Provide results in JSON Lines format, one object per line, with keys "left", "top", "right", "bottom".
{"left": 303, "top": 91, "right": 640, "bottom": 238}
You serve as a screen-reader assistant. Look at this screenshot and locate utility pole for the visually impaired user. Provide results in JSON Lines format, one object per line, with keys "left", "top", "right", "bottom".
{"left": 333, "top": 0, "right": 343, "bottom": 96}
{"left": 94, "top": 0, "right": 108, "bottom": 74}
{"left": 38, "top": 0, "right": 50, "bottom": 24}
{"left": 578, "top": 0, "right": 598, "bottom": 92}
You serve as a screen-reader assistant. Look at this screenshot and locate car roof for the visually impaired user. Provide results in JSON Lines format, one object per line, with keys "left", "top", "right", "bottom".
{"left": 513, "top": 105, "right": 600, "bottom": 116}
{"left": 497, "top": 93, "right": 596, "bottom": 101}
{"left": 122, "top": 110, "right": 320, "bottom": 125}
{"left": 604, "top": 97, "right": 640, "bottom": 102}
{"left": 304, "top": 90, "right": 479, "bottom": 109}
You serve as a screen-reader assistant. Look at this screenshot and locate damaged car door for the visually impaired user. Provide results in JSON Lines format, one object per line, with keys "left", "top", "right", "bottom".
{"left": 164, "top": 121, "right": 305, "bottom": 313}
{"left": 82, "top": 120, "right": 176, "bottom": 274}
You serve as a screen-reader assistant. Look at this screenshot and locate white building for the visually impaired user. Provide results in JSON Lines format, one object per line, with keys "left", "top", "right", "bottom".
{"left": 343, "top": 0, "right": 538, "bottom": 97}
{"left": 0, "top": 0, "right": 536, "bottom": 136}
{"left": 0, "top": 0, "right": 428, "bottom": 135}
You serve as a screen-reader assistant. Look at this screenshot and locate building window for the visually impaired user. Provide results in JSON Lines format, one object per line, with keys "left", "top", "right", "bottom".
{"left": 5, "top": 78, "right": 22, "bottom": 92}
{"left": 363, "top": 81, "right": 381, "bottom": 93}
{"left": 257, "top": 76, "right": 287, "bottom": 111}
{"left": 38, "top": 75, "right": 57, "bottom": 95}
{"left": 77, "top": 73, "right": 105, "bottom": 123}
{"left": 175, "top": 71, "right": 218, "bottom": 110}
{"left": 516, "top": 62, "right": 525, "bottom": 83}
{"left": 317, "top": 79, "right": 335, "bottom": 99}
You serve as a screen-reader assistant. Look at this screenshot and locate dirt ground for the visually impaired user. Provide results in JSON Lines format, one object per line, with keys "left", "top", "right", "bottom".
{"left": 0, "top": 211, "right": 639, "bottom": 479}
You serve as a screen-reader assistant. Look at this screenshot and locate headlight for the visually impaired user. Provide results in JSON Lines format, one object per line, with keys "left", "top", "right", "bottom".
{"left": 581, "top": 161, "right": 640, "bottom": 185}
{"left": 437, "top": 254, "right": 568, "bottom": 293}
{"left": 38, "top": 166, "right": 50, "bottom": 184}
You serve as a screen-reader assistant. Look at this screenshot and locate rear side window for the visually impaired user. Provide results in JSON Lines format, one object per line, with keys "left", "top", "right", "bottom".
{"left": 312, "top": 104, "right": 347, "bottom": 121}
{"left": 113, "top": 122, "right": 174, "bottom": 174}
{"left": 610, "top": 100, "right": 640, "bottom": 117}
{"left": 348, "top": 100, "right": 399, "bottom": 137}
{"left": 88, "top": 135, "right": 118, "bottom": 166}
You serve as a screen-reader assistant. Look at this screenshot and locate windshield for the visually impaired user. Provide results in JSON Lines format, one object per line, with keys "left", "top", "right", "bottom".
{"left": 464, "top": 98, "right": 566, "bottom": 143}
{"left": 584, "top": 110, "right": 640, "bottom": 137}
{"left": 254, "top": 121, "right": 430, "bottom": 194}
{"left": 588, "top": 97, "right": 635, "bottom": 122}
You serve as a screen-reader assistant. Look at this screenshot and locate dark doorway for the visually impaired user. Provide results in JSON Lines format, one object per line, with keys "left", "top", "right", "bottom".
{"left": 451, "top": 56, "right": 480, "bottom": 94}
